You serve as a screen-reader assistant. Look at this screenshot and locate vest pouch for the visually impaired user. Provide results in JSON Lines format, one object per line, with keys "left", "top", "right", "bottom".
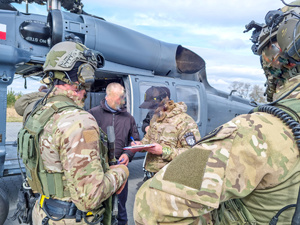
{"left": 17, "top": 128, "right": 27, "bottom": 158}
{"left": 18, "top": 129, "right": 36, "bottom": 164}
{"left": 16, "top": 97, "right": 83, "bottom": 197}
{"left": 212, "top": 199, "right": 256, "bottom": 225}
{"left": 38, "top": 170, "right": 68, "bottom": 198}
{"left": 18, "top": 129, "right": 41, "bottom": 193}
{"left": 21, "top": 132, "right": 36, "bottom": 166}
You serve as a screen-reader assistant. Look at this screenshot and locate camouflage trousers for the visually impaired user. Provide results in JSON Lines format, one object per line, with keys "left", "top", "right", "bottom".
{"left": 32, "top": 201, "right": 99, "bottom": 225}
{"left": 134, "top": 179, "right": 212, "bottom": 225}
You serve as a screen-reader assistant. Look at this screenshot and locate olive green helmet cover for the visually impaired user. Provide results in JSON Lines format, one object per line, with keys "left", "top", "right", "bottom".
{"left": 43, "top": 41, "right": 98, "bottom": 72}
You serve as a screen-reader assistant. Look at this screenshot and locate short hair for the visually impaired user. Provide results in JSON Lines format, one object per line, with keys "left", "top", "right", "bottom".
{"left": 106, "top": 82, "right": 124, "bottom": 96}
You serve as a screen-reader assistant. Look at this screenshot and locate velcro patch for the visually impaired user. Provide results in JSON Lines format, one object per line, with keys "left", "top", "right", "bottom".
{"left": 163, "top": 147, "right": 211, "bottom": 189}
{"left": 83, "top": 130, "right": 98, "bottom": 143}
{"left": 184, "top": 132, "right": 196, "bottom": 146}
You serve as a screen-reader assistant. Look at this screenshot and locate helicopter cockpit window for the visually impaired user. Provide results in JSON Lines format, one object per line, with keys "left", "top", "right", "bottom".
{"left": 175, "top": 85, "right": 200, "bottom": 123}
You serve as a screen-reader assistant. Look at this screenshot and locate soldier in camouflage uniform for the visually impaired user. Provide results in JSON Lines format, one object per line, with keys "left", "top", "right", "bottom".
{"left": 16, "top": 41, "right": 129, "bottom": 225}
{"left": 141, "top": 87, "right": 171, "bottom": 134}
{"left": 134, "top": 3, "right": 300, "bottom": 225}
{"left": 132, "top": 86, "right": 201, "bottom": 174}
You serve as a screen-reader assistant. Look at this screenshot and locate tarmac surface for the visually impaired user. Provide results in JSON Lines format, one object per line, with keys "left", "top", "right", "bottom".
{"left": 1, "top": 122, "right": 145, "bottom": 225}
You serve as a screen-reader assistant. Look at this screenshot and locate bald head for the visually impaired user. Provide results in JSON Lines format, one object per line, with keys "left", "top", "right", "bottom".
{"left": 105, "top": 82, "right": 125, "bottom": 110}
{"left": 106, "top": 83, "right": 124, "bottom": 96}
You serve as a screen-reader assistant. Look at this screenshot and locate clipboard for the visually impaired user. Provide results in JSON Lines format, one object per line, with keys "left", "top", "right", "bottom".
{"left": 123, "top": 144, "right": 155, "bottom": 153}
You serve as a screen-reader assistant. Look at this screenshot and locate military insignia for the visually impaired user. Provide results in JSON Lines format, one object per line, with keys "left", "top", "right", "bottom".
{"left": 184, "top": 132, "right": 196, "bottom": 146}
{"left": 83, "top": 130, "right": 98, "bottom": 143}
{"left": 162, "top": 146, "right": 171, "bottom": 155}
{"left": 58, "top": 49, "right": 81, "bottom": 68}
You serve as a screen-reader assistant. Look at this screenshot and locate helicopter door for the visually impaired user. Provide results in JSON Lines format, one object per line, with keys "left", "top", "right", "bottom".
{"left": 128, "top": 75, "right": 207, "bottom": 138}
{"left": 127, "top": 75, "right": 168, "bottom": 139}
{"left": 171, "top": 79, "right": 207, "bottom": 137}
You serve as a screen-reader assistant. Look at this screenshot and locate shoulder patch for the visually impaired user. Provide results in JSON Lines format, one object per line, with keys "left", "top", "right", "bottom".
{"left": 184, "top": 132, "right": 196, "bottom": 146}
{"left": 163, "top": 147, "right": 211, "bottom": 189}
{"left": 194, "top": 126, "right": 223, "bottom": 145}
{"left": 83, "top": 130, "right": 98, "bottom": 143}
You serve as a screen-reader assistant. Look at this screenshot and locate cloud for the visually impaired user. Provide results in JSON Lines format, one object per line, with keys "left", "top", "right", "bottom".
{"left": 83, "top": 0, "right": 284, "bottom": 27}
{"left": 81, "top": 0, "right": 285, "bottom": 53}
{"left": 188, "top": 45, "right": 266, "bottom": 92}
{"left": 210, "top": 38, "right": 248, "bottom": 50}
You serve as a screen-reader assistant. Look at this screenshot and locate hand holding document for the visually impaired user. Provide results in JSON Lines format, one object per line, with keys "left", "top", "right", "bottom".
{"left": 123, "top": 144, "right": 155, "bottom": 153}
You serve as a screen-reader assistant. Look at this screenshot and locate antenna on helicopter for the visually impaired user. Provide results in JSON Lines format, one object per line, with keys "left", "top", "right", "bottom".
{"left": 47, "top": 0, "right": 61, "bottom": 11}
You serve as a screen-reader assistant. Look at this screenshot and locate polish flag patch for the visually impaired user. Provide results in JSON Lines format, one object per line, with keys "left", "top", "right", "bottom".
{"left": 0, "top": 24, "right": 6, "bottom": 40}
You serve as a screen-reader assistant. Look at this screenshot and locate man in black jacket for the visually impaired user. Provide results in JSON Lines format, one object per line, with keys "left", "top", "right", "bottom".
{"left": 89, "top": 82, "right": 140, "bottom": 225}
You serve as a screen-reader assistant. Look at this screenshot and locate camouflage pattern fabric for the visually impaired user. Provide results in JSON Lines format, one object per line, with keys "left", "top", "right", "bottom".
{"left": 134, "top": 76, "right": 300, "bottom": 224}
{"left": 273, "top": 75, "right": 300, "bottom": 101}
{"left": 140, "top": 101, "right": 201, "bottom": 173}
{"left": 32, "top": 85, "right": 128, "bottom": 224}
{"left": 43, "top": 41, "right": 97, "bottom": 72}
{"left": 261, "top": 48, "right": 300, "bottom": 102}
{"left": 281, "top": 0, "right": 300, "bottom": 12}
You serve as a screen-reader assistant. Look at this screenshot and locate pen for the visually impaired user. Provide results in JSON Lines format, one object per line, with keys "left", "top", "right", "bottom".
{"left": 130, "top": 136, "right": 137, "bottom": 144}
{"left": 117, "top": 159, "right": 124, "bottom": 164}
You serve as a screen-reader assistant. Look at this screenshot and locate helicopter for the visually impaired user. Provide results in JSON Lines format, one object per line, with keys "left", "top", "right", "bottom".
{"left": 0, "top": 0, "right": 255, "bottom": 223}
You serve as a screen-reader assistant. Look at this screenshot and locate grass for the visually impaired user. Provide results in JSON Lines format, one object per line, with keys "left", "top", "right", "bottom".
{"left": 6, "top": 107, "right": 23, "bottom": 122}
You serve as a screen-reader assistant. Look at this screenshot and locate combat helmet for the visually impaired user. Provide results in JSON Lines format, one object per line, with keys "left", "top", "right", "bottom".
{"left": 43, "top": 41, "right": 104, "bottom": 89}
{"left": 277, "top": 5, "right": 300, "bottom": 62}
{"left": 245, "top": 1, "right": 300, "bottom": 102}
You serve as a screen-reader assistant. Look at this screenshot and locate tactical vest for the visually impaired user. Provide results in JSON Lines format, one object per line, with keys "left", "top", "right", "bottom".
{"left": 212, "top": 98, "right": 300, "bottom": 224}
{"left": 17, "top": 95, "right": 109, "bottom": 198}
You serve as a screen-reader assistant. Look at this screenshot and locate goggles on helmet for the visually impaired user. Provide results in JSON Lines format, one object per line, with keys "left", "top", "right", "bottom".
{"left": 262, "top": 42, "right": 283, "bottom": 69}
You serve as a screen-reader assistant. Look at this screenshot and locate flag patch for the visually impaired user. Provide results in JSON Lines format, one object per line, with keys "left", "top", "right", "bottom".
{"left": 0, "top": 24, "right": 6, "bottom": 40}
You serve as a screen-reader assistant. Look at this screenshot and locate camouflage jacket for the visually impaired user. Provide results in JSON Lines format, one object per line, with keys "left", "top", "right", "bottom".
{"left": 14, "top": 91, "right": 46, "bottom": 123}
{"left": 140, "top": 101, "right": 201, "bottom": 173}
{"left": 134, "top": 76, "right": 300, "bottom": 224}
{"left": 36, "top": 85, "right": 127, "bottom": 212}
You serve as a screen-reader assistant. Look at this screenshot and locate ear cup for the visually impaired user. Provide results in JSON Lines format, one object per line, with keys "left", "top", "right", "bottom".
{"left": 77, "top": 63, "right": 95, "bottom": 87}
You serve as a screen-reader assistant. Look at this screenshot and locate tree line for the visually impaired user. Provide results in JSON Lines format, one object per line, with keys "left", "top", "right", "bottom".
{"left": 228, "top": 81, "right": 267, "bottom": 103}
{"left": 7, "top": 88, "right": 22, "bottom": 107}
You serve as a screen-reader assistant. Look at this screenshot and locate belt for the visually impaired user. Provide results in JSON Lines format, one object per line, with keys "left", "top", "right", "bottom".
{"left": 40, "top": 195, "right": 93, "bottom": 217}
{"left": 39, "top": 195, "right": 103, "bottom": 224}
